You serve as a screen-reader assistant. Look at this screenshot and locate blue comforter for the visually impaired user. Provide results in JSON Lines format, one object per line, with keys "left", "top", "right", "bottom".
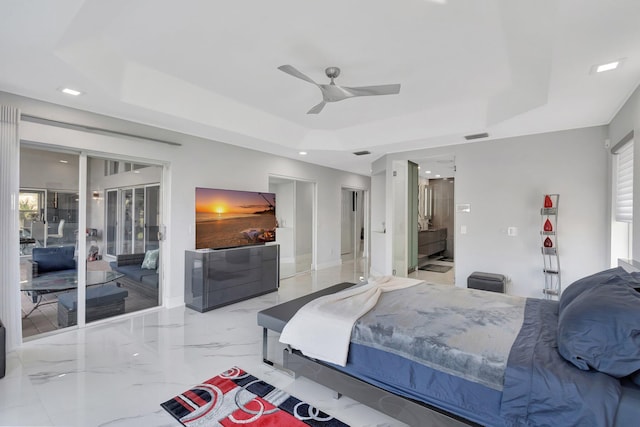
{"left": 500, "top": 298, "right": 621, "bottom": 427}
{"left": 350, "top": 284, "right": 622, "bottom": 426}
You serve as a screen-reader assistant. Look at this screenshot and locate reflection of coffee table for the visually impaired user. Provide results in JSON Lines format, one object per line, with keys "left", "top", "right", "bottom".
{"left": 21, "top": 271, "right": 124, "bottom": 318}
{"left": 19, "top": 237, "right": 36, "bottom": 255}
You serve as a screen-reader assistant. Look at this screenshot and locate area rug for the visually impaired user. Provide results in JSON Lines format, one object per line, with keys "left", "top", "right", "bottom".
{"left": 161, "top": 367, "right": 349, "bottom": 426}
{"left": 418, "top": 264, "right": 452, "bottom": 273}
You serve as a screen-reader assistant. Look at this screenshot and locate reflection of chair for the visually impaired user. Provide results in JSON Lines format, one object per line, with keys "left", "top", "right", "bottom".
{"left": 47, "top": 219, "right": 65, "bottom": 244}
{"left": 31, "top": 221, "right": 46, "bottom": 246}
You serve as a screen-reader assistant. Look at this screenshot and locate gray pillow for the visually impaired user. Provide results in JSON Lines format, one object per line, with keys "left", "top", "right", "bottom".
{"left": 141, "top": 249, "right": 159, "bottom": 270}
{"left": 557, "top": 275, "right": 640, "bottom": 377}
{"left": 558, "top": 267, "right": 636, "bottom": 314}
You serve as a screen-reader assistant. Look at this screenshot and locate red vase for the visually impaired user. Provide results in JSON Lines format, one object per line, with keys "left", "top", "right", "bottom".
{"left": 543, "top": 219, "right": 553, "bottom": 232}
{"left": 544, "top": 237, "right": 553, "bottom": 247}
{"left": 544, "top": 195, "right": 553, "bottom": 208}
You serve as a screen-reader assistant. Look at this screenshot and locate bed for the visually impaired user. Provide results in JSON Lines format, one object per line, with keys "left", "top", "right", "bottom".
{"left": 257, "top": 268, "right": 640, "bottom": 427}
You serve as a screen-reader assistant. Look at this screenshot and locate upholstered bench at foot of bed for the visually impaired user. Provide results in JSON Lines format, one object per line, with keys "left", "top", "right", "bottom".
{"left": 57, "top": 284, "right": 129, "bottom": 327}
{"left": 257, "top": 282, "right": 356, "bottom": 369}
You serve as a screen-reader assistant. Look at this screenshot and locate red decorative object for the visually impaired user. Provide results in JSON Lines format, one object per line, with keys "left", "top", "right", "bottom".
{"left": 544, "top": 195, "right": 553, "bottom": 208}
{"left": 543, "top": 219, "right": 553, "bottom": 232}
{"left": 544, "top": 237, "right": 553, "bottom": 247}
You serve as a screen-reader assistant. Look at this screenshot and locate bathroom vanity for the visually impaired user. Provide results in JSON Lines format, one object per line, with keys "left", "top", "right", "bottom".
{"left": 418, "top": 228, "right": 447, "bottom": 257}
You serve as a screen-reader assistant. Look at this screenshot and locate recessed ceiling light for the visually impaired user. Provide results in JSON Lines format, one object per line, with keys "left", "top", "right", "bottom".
{"left": 425, "top": 170, "right": 431, "bottom": 174}
{"left": 596, "top": 61, "right": 619, "bottom": 73}
{"left": 435, "top": 174, "right": 441, "bottom": 178}
{"left": 299, "top": 151, "right": 307, "bottom": 156}
{"left": 60, "top": 87, "right": 82, "bottom": 96}
{"left": 591, "top": 58, "right": 625, "bottom": 74}
{"left": 59, "top": 160, "right": 68, "bottom": 164}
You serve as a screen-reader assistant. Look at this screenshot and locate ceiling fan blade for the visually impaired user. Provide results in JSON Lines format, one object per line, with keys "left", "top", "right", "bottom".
{"left": 278, "top": 65, "right": 318, "bottom": 85}
{"left": 307, "top": 101, "right": 326, "bottom": 114}
{"left": 343, "top": 84, "right": 401, "bottom": 97}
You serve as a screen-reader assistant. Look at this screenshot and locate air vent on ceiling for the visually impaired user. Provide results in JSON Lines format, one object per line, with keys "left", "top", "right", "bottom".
{"left": 464, "top": 132, "right": 489, "bottom": 141}
{"left": 353, "top": 150, "right": 371, "bottom": 156}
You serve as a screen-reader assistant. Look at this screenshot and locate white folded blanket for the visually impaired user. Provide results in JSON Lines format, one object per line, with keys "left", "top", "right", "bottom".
{"left": 279, "top": 276, "right": 424, "bottom": 366}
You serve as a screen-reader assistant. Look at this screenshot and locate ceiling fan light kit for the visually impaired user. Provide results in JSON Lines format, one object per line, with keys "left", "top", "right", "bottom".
{"left": 278, "top": 65, "right": 401, "bottom": 114}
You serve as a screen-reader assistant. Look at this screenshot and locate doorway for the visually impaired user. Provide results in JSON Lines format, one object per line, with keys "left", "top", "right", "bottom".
{"left": 411, "top": 155, "right": 455, "bottom": 285}
{"left": 340, "top": 188, "right": 369, "bottom": 278}
{"left": 268, "top": 176, "right": 315, "bottom": 278}
{"left": 341, "top": 188, "right": 365, "bottom": 263}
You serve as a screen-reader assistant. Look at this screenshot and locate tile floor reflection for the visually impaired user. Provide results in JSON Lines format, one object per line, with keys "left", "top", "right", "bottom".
{"left": 1, "top": 258, "right": 409, "bottom": 427}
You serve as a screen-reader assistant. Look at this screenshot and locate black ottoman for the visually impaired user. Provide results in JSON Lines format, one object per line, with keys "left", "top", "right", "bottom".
{"left": 467, "top": 271, "right": 506, "bottom": 293}
{"left": 57, "top": 284, "right": 129, "bottom": 327}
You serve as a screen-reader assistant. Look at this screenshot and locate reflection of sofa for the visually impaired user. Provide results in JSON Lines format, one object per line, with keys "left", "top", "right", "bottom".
{"left": 109, "top": 253, "right": 159, "bottom": 298}
{"left": 30, "top": 246, "right": 76, "bottom": 276}
{"left": 27, "top": 246, "right": 76, "bottom": 302}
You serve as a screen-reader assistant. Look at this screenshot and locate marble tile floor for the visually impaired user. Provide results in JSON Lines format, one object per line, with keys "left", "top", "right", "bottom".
{"left": 1, "top": 259, "right": 408, "bottom": 427}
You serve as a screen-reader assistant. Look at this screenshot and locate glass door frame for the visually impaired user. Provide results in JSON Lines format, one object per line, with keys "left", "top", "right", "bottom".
{"left": 105, "top": 184, "right": 161, "bottom": 256}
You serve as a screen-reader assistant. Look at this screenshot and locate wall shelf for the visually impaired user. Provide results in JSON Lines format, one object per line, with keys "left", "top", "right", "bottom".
{"left": 541, "top": 194, "right": 561, "bottom": 299}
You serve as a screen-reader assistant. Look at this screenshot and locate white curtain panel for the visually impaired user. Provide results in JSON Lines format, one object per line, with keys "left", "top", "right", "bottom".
{"left": 0, "top": 105, "right": 21, "bottom": 351}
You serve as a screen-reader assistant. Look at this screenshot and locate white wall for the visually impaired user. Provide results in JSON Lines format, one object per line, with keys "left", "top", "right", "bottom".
{"left": 6, "top": 93, "right": 370, "bottom": 308}
{"left": 270, "top": 181, "right": 294, "bottom": 261}
{"left": 374, "top": 126, "right": 610, "bottom": 298}
{"left": 295, "top": 181, "right": 313, "bottom": 257}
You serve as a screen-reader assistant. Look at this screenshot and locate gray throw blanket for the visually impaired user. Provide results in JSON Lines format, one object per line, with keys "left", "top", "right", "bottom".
{"left": 352, "top": 283, "right": 526, "bottom": 390}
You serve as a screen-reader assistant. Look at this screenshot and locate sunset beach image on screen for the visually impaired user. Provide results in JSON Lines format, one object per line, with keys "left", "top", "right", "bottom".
{"left": 195, "top": 187, "right": 276, "bottom": 249}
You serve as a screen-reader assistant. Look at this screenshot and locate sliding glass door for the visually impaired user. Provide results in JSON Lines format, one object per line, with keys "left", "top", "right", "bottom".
{"left": 86, "top": 157, "right": 163, "bottom": 324}
{"left": 19, "top": 150, "right": 164, "bottom": 340}
{"left": 19, "top": 145, "right": 79, "bottom": 338}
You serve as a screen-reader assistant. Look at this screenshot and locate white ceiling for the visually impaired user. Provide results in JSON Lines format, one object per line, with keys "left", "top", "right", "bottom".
{"left": 1, "top": 0, "right": 639, "bottom": 175}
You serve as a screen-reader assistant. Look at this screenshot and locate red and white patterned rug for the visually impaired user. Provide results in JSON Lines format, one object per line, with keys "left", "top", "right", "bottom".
{"left": 161, "top": 367, "right": 350, "bottom": 426}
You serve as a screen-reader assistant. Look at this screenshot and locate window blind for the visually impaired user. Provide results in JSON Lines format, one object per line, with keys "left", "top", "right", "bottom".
{"left": 615, "top": 140, "right": 634, "bottom": 223}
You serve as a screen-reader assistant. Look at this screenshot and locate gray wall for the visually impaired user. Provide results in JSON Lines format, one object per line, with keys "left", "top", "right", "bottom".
{"left": 374, "top": 125, "right": 610, "bottom": 298}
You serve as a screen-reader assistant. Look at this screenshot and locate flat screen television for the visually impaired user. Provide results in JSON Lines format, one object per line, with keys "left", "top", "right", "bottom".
{"left": 195, "top": 187, "right": 276, "bottom": 250}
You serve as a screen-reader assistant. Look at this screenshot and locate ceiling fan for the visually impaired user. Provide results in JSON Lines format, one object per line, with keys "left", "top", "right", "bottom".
{"left": 277, "top": 65, "right": 401, "bottom": 114}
